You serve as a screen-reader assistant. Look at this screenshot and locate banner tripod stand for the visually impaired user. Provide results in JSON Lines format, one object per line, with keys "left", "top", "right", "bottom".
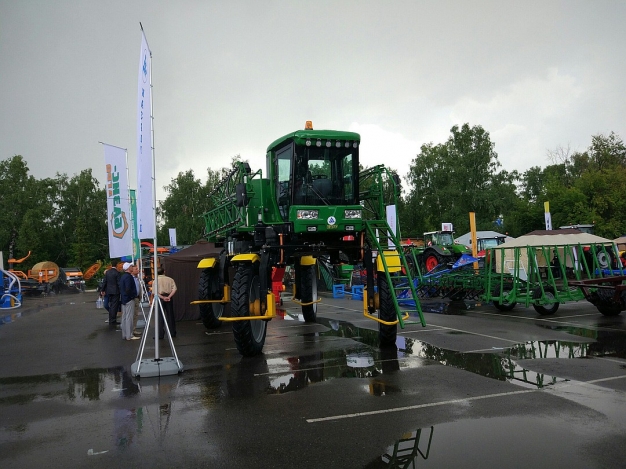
{"left": 131, "top": 292, "right": 183, "bottom": 377}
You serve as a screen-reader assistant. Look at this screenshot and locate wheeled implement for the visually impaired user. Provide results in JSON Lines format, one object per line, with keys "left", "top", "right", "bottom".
{"left": 569, "top": 275, "right": 626, "bottom": 316}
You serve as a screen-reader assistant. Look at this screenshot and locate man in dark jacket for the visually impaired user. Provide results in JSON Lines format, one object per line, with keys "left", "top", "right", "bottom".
{"left": 119, "top": 262, "right": 138, "bottom": 340}
{"left": 100, "top": 262, "right": 120, "bottom": 325}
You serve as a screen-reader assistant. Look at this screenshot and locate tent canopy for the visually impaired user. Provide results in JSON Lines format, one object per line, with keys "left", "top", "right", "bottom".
{"left": 494, "top": 229, "right": 611, "bottom": 249}
{"left": 455, "top": 231, "right": 510, "bottom": 246}
{"left": 614, "top": 236, "right": 626, "bottom": 246}
{"left": 161, "top": 241, "right": 222, "bottom": 321}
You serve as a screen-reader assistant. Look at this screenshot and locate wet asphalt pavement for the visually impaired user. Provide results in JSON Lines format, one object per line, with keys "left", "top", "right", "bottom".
{"left": 1, "top": 291, "right": 626, "bottom": 468}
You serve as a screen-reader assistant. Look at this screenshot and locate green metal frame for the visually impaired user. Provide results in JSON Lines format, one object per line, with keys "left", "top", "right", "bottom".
{"left": 484, "top": 242, "right": 624, "bottom": 308}
{"left": 359, "top": 165, "right": 426, "bottom": 327}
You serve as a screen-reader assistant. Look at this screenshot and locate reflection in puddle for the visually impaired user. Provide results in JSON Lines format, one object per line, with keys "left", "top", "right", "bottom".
{"left": 375, "top": 426, "right": 434, "bottom": 467}
{"left": 540, "top": 325, "right": 626, "bottom": 359}
{"left": 369, "top": 416, "right": 595, "bottom": 468}
{"left": 401, "top": 338, "right": 575, "bottom": 388}
{"left": 0, "top": 311, "right": 22, "bottom": 324}
{"left": 0, "top": 366, "right": 147, "bottom": 405}
{"left": 197, "top": 318, "right": 626, "bottom": 401}
{"left": 234, "top": 319, "right": 605, "bottom": 398}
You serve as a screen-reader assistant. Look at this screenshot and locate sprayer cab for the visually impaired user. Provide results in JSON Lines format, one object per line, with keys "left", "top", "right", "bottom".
{"left": 266, "top": 121, "right": 362, "bottom": 235}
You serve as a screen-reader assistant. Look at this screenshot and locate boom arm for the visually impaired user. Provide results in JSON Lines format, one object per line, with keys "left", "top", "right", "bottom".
{"left": 203, "top": 161, "right": 267, "bottom": 243}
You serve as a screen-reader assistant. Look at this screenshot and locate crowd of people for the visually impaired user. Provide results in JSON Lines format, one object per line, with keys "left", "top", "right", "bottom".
{"left": 99, "top": 261, "right": 177, "bottom": 342}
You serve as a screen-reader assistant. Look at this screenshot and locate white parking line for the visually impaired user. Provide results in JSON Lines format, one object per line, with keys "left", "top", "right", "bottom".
{"left": 597, "top": 356, "right": 626, "bottom": 365}
{"left": 585, "top": 374, "right": 626, "bottom": 385}
{"left": 306, "top": 373, "right": 626, "bottom": 423}
{"left": 469, "top": 310, "right": 626, "bottom": 332}
{"left": 404, "top": 324, "right": 521, "bottom": 344}
{"left": 306, "top": 389, "right": 536, "bottom": 423}
{"left": 401, "top": 327, "right": 447, "bottom": 333}
{"left": 472, "top": 310, "right": 597, "bottom": 321}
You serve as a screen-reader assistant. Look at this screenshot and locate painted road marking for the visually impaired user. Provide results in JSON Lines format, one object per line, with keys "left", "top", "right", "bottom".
{"left": 403, "top": 324, "right": 521, "bottom": 344}
{"left": 306, "top": 373, "right": 626, "bottom": 423}
{"left": 306, "top": 389, "right": 536, "bottom": 423}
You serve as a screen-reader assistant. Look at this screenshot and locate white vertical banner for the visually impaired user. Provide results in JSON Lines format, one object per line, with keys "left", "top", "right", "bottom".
{"left": 544, "top": 201, "right": 552, "bottom": 230}
{"left": 137, "top": 29, "right": 156, "bottom": 239}
{"left": 103, "top": 144, "right": 133, "bottom": 258}
{"left": 386, "top": 205, "right": 397, "bottom": 248}
{"left": 168, "top": 228, "right": 177, "bottom": 247}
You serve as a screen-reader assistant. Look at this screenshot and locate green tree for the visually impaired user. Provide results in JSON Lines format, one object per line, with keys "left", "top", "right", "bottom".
{"left": 50, "top": 169, "right": 107, "bottom": 267}
{"left": 158, "top": 161, "right": 232, "bottom": 246}
{"left": 404, "top": 124, "right": 518, "bottom": 236}
{"left": 0, "top": 156, "right": 38, "bottom": 260}
{"left": 158, "top": 170, "right": 207, "bottom": 245}
{"left": 515, "top": 132, "right": 626, "bottom": 238}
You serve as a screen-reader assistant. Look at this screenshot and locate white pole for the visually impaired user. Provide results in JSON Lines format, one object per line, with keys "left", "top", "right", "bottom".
{"left": 147, "top": 42, "right": 161, "bottom": 360}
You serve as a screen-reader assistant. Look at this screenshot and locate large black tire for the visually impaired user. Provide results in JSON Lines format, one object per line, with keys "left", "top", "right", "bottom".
{"left": 378, "top": 275, "right": 397, "bottom": 347}
{"left": 198, "top": 269, "right": 224, "bottom": 329}
{"left": 300, "top": 265, "right": 318, "bottom": 322}
{"left": 596, "top": 304, "right": 622, "bottom": 316}
{"left": 533, "top": 287, "right": 560, "bottom": 315}
{"left": 492, "top": 285, "right": 517, "bottom": 312}
{"left": 231, "top": 263, "right": 267, "bottom": 357}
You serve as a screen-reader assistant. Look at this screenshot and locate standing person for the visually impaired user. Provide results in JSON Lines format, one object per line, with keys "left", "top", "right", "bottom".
{"left": 120, "top": 262, "right": 138, "bottom": 341}
{"left": 154, "top": 266, "right": 177, "bottom": 340}
{"left": 131, "top": 264, "right": 142, "bottom": 337}
{"left": 101, "top": 261, "right": 120, "bottom": 325}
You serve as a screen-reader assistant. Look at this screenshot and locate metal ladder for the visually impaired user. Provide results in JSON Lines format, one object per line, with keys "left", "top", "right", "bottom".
{"left": 364, "top": 219, "right": 426, "bottom": 327}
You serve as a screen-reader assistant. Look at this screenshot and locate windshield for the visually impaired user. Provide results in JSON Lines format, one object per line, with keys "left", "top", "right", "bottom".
{"left": 438, "top": 233, "right": 454, "bottom": 245}
{"left": 480, "top": 239, "right": 502, "bottom": 250}
{"left": 293, "top": 146, "right": 358, "bottom": 206}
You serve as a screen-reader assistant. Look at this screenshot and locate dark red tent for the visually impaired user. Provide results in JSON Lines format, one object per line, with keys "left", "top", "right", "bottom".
{"left": 161, "top": 241, "right": 221, "bottom": 321}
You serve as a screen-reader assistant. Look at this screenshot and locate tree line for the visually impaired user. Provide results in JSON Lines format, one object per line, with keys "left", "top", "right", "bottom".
{"left": 400, "top": 124, "right": 626, "bottom": 240}
{"left": 2, "top": 125, "right": 625, "bottom": 273}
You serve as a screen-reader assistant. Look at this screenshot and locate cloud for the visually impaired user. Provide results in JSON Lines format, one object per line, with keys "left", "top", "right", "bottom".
{"left": 450, "top": 67, "right": 584, "bottom": 171}
{"left": 348, "top": 123, "right": 420, "bottom": 175}
{"left": 1, "top": 1, "right": 625, "bottom": 207}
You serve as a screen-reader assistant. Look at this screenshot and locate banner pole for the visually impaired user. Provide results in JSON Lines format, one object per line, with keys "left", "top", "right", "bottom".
{"left": 131, "top": 25, "right": 182, "bottom": 378}
{"left": 149, "top": 43, "right": 160, "bottom": 361}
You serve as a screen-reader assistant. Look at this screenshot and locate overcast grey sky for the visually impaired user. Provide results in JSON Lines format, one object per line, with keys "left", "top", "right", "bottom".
{"left": 1, "top": 1, "right": 625, "bottom": 202}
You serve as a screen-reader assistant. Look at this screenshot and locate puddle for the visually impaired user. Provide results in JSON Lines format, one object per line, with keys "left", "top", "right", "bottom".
{"left": 368, "top": 417, "right": 597, "bottom": 468}
{"left": 214, "top": 336, "right": 569, "bottom": 398}
{"left": 538, "top": 325, "right": 626, "bottom": 359}
{"left": 258, "top": 319, "right": 578, "bottom": 393}
{"left": 0, "top": 367, "right": 141, "bottom": 405}
{"left": 0, "top": 311, "right": 22, "bottom": 324}
{"left": 399, "top": 337, "right": 573, "bottom": 388}
{"left": 19, "top": 318, "right": 604, "bottom": 406}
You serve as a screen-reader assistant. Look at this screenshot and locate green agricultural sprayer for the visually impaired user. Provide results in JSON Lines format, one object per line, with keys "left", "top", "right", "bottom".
{"left": 192, "top": 122, "right": 426, "bottom": 356}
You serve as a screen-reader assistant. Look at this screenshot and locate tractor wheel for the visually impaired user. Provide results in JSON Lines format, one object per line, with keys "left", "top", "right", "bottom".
{"left": 424, "top": 253, "right": 441, "bottom": 272}
{"left": 378, "top": 275, "right": 397, "bottom": 347}
{"left": 532, "top": 287, "right": 560, "bottom": 315}
{"left": 596, "top": 303, "right": 622, "bottom": 316}
{"left": 596, "top": 251, "right": 610, "bottom": 269}
{"left": 492, "top": 285, "right": 517, "bottom": 312}
{"left": 198, "top": 268, "right": 224, "bottom": 329}
{"left": 300, "top": 265, "right": 318, "bottom": 322}
{"left": 231, "top": 263, "right": 267, "bottom": 357}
